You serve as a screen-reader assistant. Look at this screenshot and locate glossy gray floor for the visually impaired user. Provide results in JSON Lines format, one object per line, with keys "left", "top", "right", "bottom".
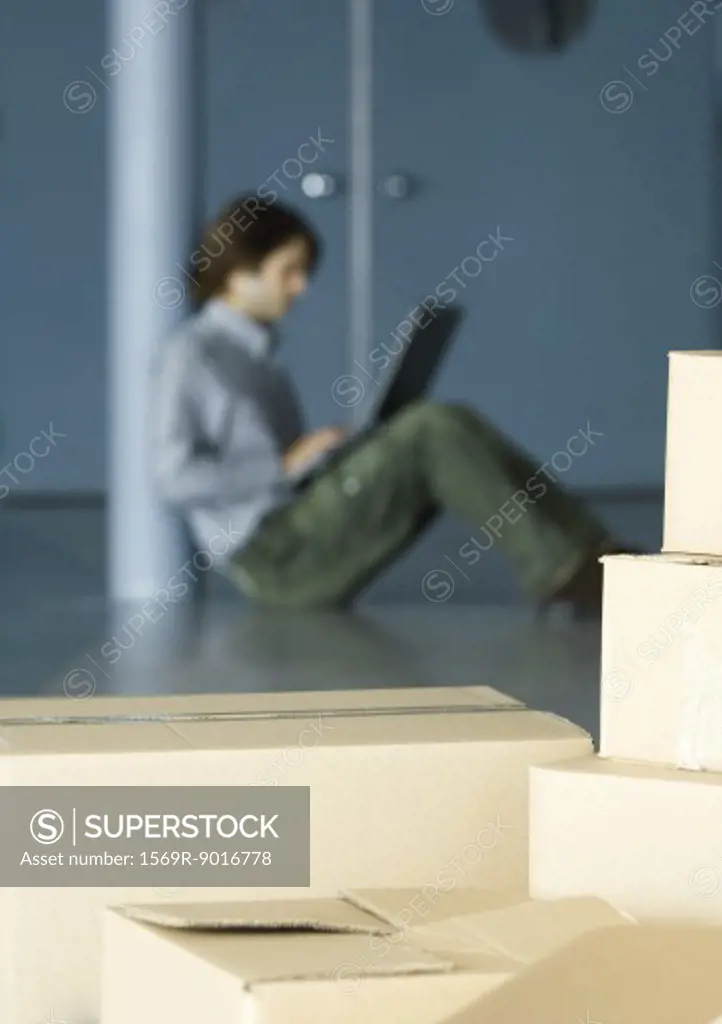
{"left": 0, "top": 492, "right": 661, "bottom": 743}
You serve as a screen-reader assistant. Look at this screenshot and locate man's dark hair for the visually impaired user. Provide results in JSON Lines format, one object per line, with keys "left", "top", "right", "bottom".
{"left": 188, "top": 195, "right": 322, "bottom": 307}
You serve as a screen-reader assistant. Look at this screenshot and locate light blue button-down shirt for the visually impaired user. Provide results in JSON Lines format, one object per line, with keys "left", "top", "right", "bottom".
{"left": 152, "top": 298, "right": 305, "bottom": 561}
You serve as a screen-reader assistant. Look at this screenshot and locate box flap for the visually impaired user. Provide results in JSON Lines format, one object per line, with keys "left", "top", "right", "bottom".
{"left": 114, "top": 893, "right": 630, "bottom": 989}
{"left": 117, "top": 898, "right": 395, "bottom": 934}
{"left": 343, "top": 886, "right": 530, "bottom": 930}
{"left": 407, "top": 897, "right": 633, "bottom": 965}
{"left": 110, "top": 902, "right": 453, "bottom": 986}
{"left": 345, "top": 890, "right": 630, "bottom": 964}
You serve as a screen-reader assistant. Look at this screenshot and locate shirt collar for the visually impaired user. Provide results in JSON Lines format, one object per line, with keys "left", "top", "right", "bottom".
{"left": 200, "top": 298, "right": 276, "bottom": 358}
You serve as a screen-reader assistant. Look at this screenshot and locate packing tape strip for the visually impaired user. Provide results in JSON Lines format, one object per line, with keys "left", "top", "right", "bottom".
{"left": 0, "top": 701, "right": 528, "bottom": 728}
{"left": 678, "top": 627, "right": 722, "bottom": 772}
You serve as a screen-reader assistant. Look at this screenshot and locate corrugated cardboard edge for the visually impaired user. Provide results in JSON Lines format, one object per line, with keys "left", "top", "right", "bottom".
{"left": 252, "top": 954, "right": 455, "bottom": 987}
{"left": 108, "top": 903, "right": 456, "bottom": 986}
{"left": 114, "top": 902, "right": 393, "bottom": 935}
{"left": 600, "top": 552, "right": 722, "bottom": 568}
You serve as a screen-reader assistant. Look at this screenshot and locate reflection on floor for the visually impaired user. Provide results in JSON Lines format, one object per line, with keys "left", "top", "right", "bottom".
{"left": 0, "top": 491, "right": 662, "bottom": 745}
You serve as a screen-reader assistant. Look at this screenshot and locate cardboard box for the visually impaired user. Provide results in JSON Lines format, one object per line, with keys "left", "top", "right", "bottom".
{"left": 100, "top": 888, "right": 630, "bottom": 1024}
{"left": 600, "top": 552, "right": 722, "bottom": 770}
{"left": 440, "top": 923, "right": 722, "bottom": 1024}
{"left": 664, "top": 350, "right": 722, "bottom": 556}
{"left": 0, "top": 686, "right": 592, "bottom": 1024}
{"left": 529, "top": 755, "right": 722, "bottom": 921}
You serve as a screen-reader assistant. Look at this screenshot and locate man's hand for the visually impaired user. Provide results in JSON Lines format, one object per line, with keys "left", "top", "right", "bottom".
{"left": 283, "top": 427, "right": 346, "bottom": 474}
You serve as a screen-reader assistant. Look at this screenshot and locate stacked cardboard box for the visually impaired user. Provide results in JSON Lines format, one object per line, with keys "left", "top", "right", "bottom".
{"left": 0, "top": 685, "right": 593, "bottom": 1024}
{"left": 529, "top": 351, "right": 722, "bottom": 923}
{"left": 100, "top": 887, "right": 631, "bottom": 1023}
{"left": 423, "top": 350, "right": 722, "bottom": 1023}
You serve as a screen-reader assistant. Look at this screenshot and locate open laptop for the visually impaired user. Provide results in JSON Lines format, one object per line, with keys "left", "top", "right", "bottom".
{"left": 293, "top": 302, "right": 465, "bottom": 486}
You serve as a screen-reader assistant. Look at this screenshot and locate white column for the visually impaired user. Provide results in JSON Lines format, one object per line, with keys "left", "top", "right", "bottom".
{"left": 107, "top": 0, "right": 197, "bottom": 601}
{"left": 349, "top": 0, "right": 374, "bottom": 426}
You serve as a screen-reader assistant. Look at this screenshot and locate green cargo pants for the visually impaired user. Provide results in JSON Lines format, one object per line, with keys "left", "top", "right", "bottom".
{"left": 225, "top": 401, "right": 611, "bottom": 609}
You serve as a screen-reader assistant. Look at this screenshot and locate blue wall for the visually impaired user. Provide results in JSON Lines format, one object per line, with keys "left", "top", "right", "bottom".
{"left": 0, "top": 0, "right": 718, "bottom": 490}
{"left": 2, "top": 0, "right": 107, "bottom": 491}
{"left": 372, "top": 0, "right": 719, "bottom": 487}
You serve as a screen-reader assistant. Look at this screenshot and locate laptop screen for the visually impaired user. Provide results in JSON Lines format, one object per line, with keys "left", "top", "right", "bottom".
{"left": 371, "top": 304, "right": 465, "bottom": 424}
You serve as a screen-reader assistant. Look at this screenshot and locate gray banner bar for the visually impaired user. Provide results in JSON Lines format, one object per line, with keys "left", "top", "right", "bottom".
{"left": 0, "top": 787, "right": 309, "bottom": 886}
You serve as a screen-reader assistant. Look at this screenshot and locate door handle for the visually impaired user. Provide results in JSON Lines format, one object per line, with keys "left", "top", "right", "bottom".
{"left": 377, "top": 173, "right": 412, "bottom": 199}
{"left": 300, "top": 173, "right": 339, "bottom": 198}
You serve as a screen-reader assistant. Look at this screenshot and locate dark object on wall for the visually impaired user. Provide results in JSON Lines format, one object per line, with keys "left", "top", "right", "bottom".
{"left": 482, "top": 0, "right": 594, "bottom": 52}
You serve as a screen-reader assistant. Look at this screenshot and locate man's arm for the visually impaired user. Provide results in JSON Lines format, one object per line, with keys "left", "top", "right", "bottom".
{"left": 151, "top": 337, "right": 288, "bottom": 507}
